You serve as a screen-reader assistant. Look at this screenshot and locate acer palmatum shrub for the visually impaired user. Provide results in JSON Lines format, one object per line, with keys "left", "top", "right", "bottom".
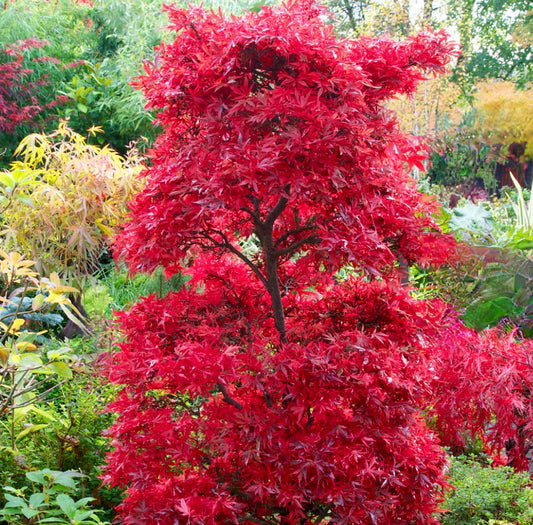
{"left": 102, "top": 3, "right": 533, "bottom": 524}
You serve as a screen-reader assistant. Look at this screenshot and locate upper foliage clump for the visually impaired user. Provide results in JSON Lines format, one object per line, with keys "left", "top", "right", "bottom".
{"left": 116, "top": 0, "right": 458, "bottom": 280}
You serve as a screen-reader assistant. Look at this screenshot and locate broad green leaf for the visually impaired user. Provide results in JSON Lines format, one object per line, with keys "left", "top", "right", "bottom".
{"left": 52, "top": 471, "right": 80, "bottom": 489}
{"left": 19, "top": 353, "right": 43, "bottom": 367}
{"left": 463, "top": 297, "right": 519, "bottom": 330}
{"left": 16, "top": 424, "right": 49, "bottom": 441}
{"left": 0, "top": 172, "right": 15, "bottom": 189}
{"left": 32, "top": 294, "right": 45, "bottom": 311}
{"left": 29, "top": 492, "right": 46, "bottom": 508}
{"left": 56, "top": 493, "right": 77, "bottom": 520}
{"left": 29, "top": 406, "right": 57, "bottom": 422}
{"left": 22, "top": 507, "right": 40, "bottom": 519}
{"left": 74, "top": 509, "right": 98, "bottom": 522}
{"left": 26, "top": 470, "right": 48, "bottom": 485}
{"left": 4, "top": 494, "right": 27, "bottom": 507}
{"left": 48, "top": 361, "right": 73, "bottom": 379}
{"left": 13, "top": 404, "right": 34, "bottom": 423}
{"left": 47, "top": 346, "right": 73, "bottom": 361}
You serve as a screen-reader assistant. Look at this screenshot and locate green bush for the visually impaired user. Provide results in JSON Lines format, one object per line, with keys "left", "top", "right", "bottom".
{"left": 0, "top": 469, "right": 109, "bottom": 525}
{"left": 441, "top": 456, "right": 533, "bottom": 525}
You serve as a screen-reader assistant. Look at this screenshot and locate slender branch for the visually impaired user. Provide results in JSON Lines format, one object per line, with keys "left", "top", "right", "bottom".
{"left": 305, "top": 406, "right": 314, "bottom": 430}
{"left": 12, "top": 373, "right": 60, "bottom": 398}
{"left": 240, "top": 205, "right": 261, "bottom": 223}
{"left": 0, "top": 308, "right": 44, "bottom": 323}
{"left": 313, "top": 505, "right": 332, "bottom": 523}
{"left": 274, "top": 223, "right": 316, "bottom": 249}
{"left": 263, "top": 388, "right": 273, "bottom": 408}
{"left": 189, "top": 22, "right": 201, "bottom": 41}
{"left": 238, "top": 515, "right": 274, "bottom": 525}
{"left": 203, "top": 231, "right": 269, "bottom": 288}
{"left": 276, "top": 235, "right": 320, "bottom": 258}
{"left": 7, "top": 381, "right": 67, "bottom": 409}
{"left": 216, "top": 382, "right": 243, "bottom": 411}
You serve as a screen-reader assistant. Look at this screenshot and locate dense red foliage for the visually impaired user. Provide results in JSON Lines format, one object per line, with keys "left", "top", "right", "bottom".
{"left": 429, "top": 323, "right": 533, "bottom": 471}
{"left": 107, "top": 255, "right": 453, "bottom": 524}
{"left": 0, "top": 39, "right": 69, "bottom": 134}
{"left": 104, "top": 2, "right": 533, "bottom": 524}
{"left": 116, "top": 3, "right": 456, "bottom": 279}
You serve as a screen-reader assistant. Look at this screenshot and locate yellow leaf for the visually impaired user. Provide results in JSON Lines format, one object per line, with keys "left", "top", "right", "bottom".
{"left": 49, "top": 272, "right": 61, "bottom": 287}
{"left": 46, "top": 292, "right": 69, "bottom": 305}
{"left": 87, "top": 125, "right": 104, "bottom": 135}
{"left": 15, "top": 342, "right": 37, "bottom": 351}
{"left": 9, "top": 318, "right": 25, "bottom": 333}
{"left": 95, "top": 218, "right": 114, "bottom": 237}
{"left": 0, "top": 346, "right": 10, "bottom": 365}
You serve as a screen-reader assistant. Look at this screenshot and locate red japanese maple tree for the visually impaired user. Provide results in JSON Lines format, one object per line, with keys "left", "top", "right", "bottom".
{"left": 0, "top": 39, "right": 70, "bottom": 134}
{"left": 0, "top": 39, "right": 49, "bottom": 135}
{"left": 104, "top": 2, "right": 470, "bottom": 523}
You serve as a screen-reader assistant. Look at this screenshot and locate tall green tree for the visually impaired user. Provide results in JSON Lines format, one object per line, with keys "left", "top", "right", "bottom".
{"left": 449, "top": 0, "right": 532, "bottom": 92}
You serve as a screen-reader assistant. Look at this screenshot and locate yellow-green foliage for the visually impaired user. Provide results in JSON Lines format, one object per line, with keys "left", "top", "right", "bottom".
{"left": 0, "top": 251, "right": 82, "bottom": 448}
{"left": 0, "top": 122, "right": 145, "bottom": 279}
{"left": 474, "top": 81, "right": 533, "bottom": 158}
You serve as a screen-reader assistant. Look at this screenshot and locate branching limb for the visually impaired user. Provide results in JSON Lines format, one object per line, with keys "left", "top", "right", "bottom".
{"left": 276, "top": 235, "right": 321, "bottom": 258}
{"left": 216, "top": 382, "right": 243, "bottom": 411}
{"left": 263, "top": 184, "right": 290, "bottom": 229}
{"left": 240, "top": 205, "right": 261, "bottom": 223}
{"left": 263, "top": 387, "right": 273, "bottom": 408}
{"left": 203, "top": 231, "right": 269, "bottom": 288}
{"left": 274, "top": 223, "right": 316, "bottom": 249}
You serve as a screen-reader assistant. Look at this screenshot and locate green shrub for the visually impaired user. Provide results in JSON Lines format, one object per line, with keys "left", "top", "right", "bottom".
{"left": 0, "top": 469, "right": 109, "bottom": 525}
{"left": 441, "top": 456, "right": 533, "bottom": 525}
{"left": 0, "top": 341, "right": 120, "bottom": 521}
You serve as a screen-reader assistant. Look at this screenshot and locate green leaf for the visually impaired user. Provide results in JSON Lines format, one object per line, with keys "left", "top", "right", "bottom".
{"left": 0, "top": 173, "right": 15, "bottom": 190}
{"left": 77, "top": 103, "right": 88, "bottom": 113}
{"left": 74, "top": 509, "right": 98, "bottom": 522}
{"left": 463, "top": 297, "right": 519, "bottom": 330}
{"left": 4, "top": 494, "right": 27, "bottom": 507}
{"left": 48, "top": 361, "right": 73, "bottom": 379}
{"left": 26, "top": 470, "right": 49, "bottom": 485}
{"left": 56, "top": 493, "right": 77, "bottom": 520}
{"left": 75, "top": 497, "right": 95, "bottom": 507}
{"left": 29, "top": 405, "right": 57, "bottom": 421}
{"left": 32, "top": 294, "right": 45, "bottom": 311}
{"left": 29, "top": 492, "right": 46, "bottom": 508}
{"left": 16, "top": 423, "right": 49, "bottom": 441}
{"left": 52, "top": 471, "right": 82, "bottom": 489}
{"left": 21, "top": 506, "right": 40, "bottom": 519}
{"left": 19, "top": 353, "right": 43, "bottom": 367}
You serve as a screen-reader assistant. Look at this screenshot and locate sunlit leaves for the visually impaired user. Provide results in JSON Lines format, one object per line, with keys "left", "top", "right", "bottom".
{"left": 474, "top": 81, "right": 533, "bottom": 158}
{"left": 0, "top": 252, "right": 82, "bottom": 437}
{"left": 0, "top": 123, "right": 145, "bottom": 279}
